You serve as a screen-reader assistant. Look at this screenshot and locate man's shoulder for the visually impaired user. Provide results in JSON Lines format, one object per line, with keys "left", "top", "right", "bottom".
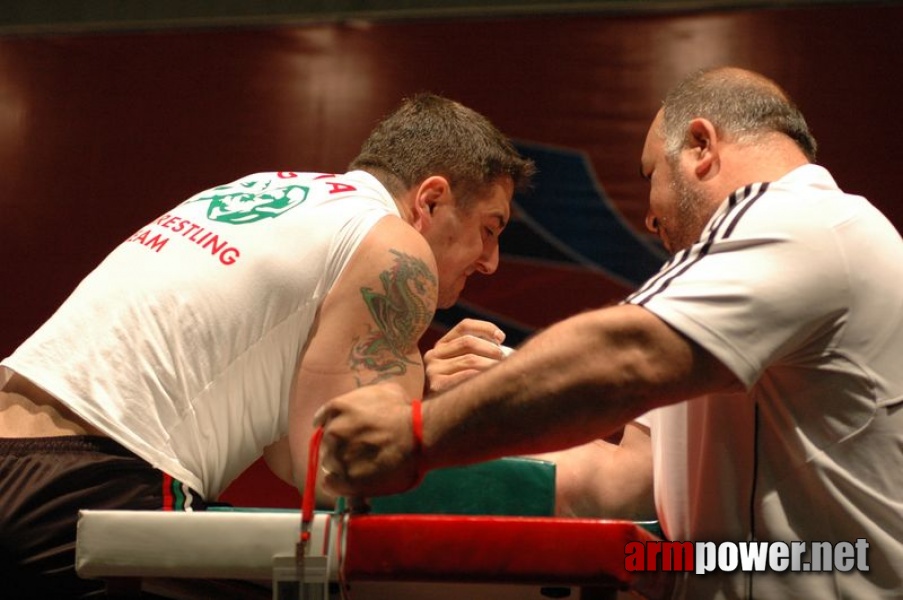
{"left": 357, "top": 216, "right": 435, "bottom": 267}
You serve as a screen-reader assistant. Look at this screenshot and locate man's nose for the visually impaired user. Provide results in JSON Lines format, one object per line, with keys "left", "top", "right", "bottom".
{"left": 475, "top": 243, "right": 500, "bottom": 275}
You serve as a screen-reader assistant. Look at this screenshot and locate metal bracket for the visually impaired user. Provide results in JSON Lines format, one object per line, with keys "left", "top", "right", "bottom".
{"left": 272, "top": 554, "right": 329, "bottom": 600}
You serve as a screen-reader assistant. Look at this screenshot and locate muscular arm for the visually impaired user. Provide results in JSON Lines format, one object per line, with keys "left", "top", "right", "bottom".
{"left": 265, "top": 215, "right": 437, "bottom": 505}
{"left": 316, "top": 303, "right": 741, "bottom": 498}
{"left": 424, "top": 318, "right": 655, "bottom": 518}
{"left": 421, "top": 304, "right": 739, "bottom": 468}
{"left": 531, "top": 421, "right": 654, "bottom": 520}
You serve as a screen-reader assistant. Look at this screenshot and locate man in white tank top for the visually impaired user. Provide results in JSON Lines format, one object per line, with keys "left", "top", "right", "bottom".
{"left": 316, "top": 69, "right": 903, "bottom": 599}
{"left": 0, "top": 94, "right": 534, "bottom": 598}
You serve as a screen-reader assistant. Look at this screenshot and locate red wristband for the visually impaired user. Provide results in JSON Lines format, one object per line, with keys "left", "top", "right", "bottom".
{"left": 301, "top": 426, "right": 324, "bottom": 542}
{"left": 411, "top": 399, "right": 426, "bottom": 484}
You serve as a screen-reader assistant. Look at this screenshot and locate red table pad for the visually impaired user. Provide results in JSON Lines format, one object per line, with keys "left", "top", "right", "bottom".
{"left": 343, "top": 514, "right": 670, "bottom": 596}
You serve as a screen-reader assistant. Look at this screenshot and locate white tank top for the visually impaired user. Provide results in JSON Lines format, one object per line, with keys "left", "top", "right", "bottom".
{"left": 1, "top": 170, "right": 399, "bottom": 499}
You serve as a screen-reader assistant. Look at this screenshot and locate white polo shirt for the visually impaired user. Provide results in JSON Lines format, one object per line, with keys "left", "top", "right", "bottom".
{"left": 629, "top": 165, "right": 903, "bottom": 598}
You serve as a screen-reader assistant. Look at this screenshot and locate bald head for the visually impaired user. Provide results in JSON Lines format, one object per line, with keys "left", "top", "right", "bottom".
{"left": 659, "top": 66, "right": 817, "bottom": 162}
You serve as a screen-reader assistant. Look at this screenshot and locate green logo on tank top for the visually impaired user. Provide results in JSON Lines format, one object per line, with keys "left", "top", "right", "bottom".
{"left": 192, "top": 181, "right": 310, "bottom": 224}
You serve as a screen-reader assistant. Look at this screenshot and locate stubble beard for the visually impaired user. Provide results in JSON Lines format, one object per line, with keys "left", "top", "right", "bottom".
{"left": 668, "top": 170, "right": 712, "bottom": 254}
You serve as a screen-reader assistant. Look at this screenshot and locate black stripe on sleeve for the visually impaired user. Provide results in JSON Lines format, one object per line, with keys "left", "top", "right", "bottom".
{"left": 626, "top": 182, "right": 770, "bottom": 307}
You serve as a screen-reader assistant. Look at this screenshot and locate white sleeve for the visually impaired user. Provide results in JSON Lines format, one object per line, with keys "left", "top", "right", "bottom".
{"left": 626, "top": 184, "right": 848, "bottom": 388}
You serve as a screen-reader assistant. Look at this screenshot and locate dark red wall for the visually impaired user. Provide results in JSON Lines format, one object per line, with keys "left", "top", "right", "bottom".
{"left": 2, "top": 5, "right": 900, "bottom": 506}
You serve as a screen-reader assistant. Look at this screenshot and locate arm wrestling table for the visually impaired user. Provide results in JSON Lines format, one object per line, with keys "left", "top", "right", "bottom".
{"left": 75, "top": 458, "right": 671, "bottom": 600}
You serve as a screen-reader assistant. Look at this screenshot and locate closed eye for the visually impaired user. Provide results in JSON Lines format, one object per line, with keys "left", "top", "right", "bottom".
{"left": 486, "top": 215, "right": 506, "bottom": 239}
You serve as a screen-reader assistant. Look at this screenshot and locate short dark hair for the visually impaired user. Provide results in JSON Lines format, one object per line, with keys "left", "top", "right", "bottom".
{"left": 349, "top": 94, "right": 535, "bottom": 209}
{"left": 661, "top": 67, "right": 818, "bottom": 162}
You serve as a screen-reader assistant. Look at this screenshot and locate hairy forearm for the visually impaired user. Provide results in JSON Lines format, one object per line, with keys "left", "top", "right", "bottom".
{"left": 421, "top": 305, "right": 730, "bottom": 470}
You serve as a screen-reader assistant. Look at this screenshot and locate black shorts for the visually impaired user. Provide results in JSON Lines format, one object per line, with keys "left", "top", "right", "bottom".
{"left": 0, "top": 436, "right": 212, "bottom": 599}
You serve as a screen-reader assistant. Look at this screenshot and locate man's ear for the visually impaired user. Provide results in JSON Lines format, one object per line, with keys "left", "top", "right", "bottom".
{"left": 686, "top": 118, "right": 719, "bottom": 179}
{"left": 411, "top": 175, "right": 450, "bottom": 232}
